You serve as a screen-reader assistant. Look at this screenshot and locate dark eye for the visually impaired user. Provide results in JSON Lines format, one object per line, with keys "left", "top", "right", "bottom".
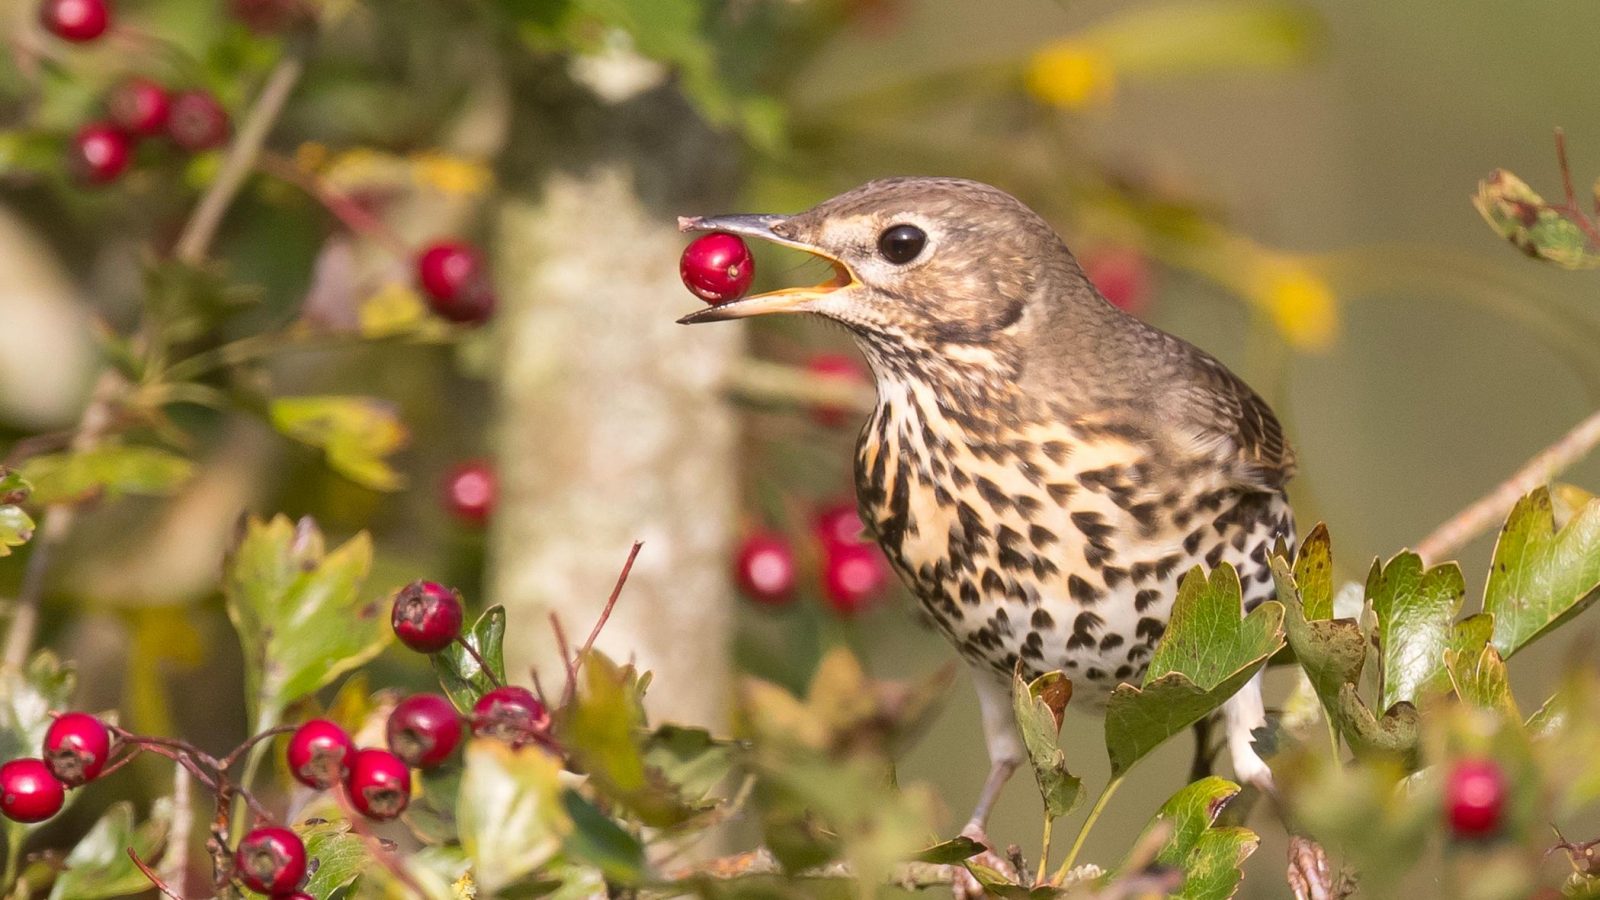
{"left": 877, "top": 224, "right": 926, "bottom": 264}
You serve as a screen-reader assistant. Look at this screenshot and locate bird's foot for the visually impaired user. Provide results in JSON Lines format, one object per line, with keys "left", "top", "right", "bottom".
{"left": 951, "top": 823, "right": 1019, "bottom": 900}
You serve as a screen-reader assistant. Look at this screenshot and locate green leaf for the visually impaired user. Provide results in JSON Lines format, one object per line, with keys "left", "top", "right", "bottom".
{"left": 641, "top": 725, "right": 736, "bottom": 806}
{"left": 269, "top": 396, "right": 408, "bottom": 491}
{"left": 458, "top": 739, "right": 570, "bottom": 894}
{"left": 48, "top": 799, "right": 172, "bottom": 900}
{"left": 1366, "top": 552, "right": 1465, "bottom": 710}
{"left": 1272, "top": 554, "right": 1365, "bottom": 730}
{"left": 1474, "top": 170, "right": 1600, "bottom": 269}
{"left": 1011, "top": 669, "right": 1082, "bottom": 819}
{"left": 0, "top": 652, "right": 75, "bottom": 767}
{"left": 0, "top": 469, "right": 32, "bottom": 558}
{"left": 223, "top": 515, "right": 389, "bottom": 733}
{"left": 1484, "top": 487, "right": 1600, "bottom": 657}
{"left": 559, "top": 789, "right": 647, "bottom": 885}
{"left": 299, "top": 821, "right": 367, "bottom": 897}
{"left": 1444, "top": 645, "right": 1519, "bottom": 718}
{"left": 432, "top": 606, "right": 507, "bottom": 713}
{"left": 1127, "top": 777, "right": 1256, "bottom": 900}
{"left": 913, "top": 836, "right": 985, "bottom": 865}
{"left": 20, "top": 446, "right": 193, "bottom": 505}
{"left": 1336, "top": 684, "right": 1419, "bottom": 762}
{"left": 1104, "top": 565, "right": 1285, "bottom": 776}
{"left": 1293, "top": 523, "right": 1334, "bottom": 620}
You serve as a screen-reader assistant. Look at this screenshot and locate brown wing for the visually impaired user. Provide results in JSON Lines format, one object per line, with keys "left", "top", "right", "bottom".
{"left": 1174, "top": 353, "right": 1297, "bottom": 490}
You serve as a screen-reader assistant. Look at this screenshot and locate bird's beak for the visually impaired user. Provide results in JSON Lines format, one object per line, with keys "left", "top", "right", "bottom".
{"left": 675, "top": 214, "right": 855, "bottom": 324}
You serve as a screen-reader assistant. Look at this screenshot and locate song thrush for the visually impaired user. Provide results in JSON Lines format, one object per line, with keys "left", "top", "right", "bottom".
{"left": 678, "top": 178, "right": 1295, "bottom": 843}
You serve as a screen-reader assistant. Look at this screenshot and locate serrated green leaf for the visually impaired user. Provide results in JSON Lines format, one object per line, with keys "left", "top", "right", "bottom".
{"left": 642, "top": 725, "right": 736, "bottom": 805}
{"left": 269, "top": 396, "right": 407, "bottom": 491}
{"left": 559, "top": 789, "right": 647, "bottom": 884}
{"left": 1011, "top": 669, "right": 1081, "bottom": 819}
{"left": 1424, "top": 613, "right": 1494, "bottom": 697}
{"left": 1444, "top": 645, "right": 1519, "bottom": 718}
{"left": 1474, "top": 170, "right": 1600, "bottom": 269}
{"left": 1272, "top": 554, "right": 1365, "bottom": 730}
{"left": 20, "top": 446, "right": 193, "bottom": 505}
{"left": 48, "top": 799, "right": 172, "bottom": 900}
{"left": 1104, "top": 566, "right": 1284, "bottom": 776}
{"left": 298, "top": 821, "right": 367, "bottom": 896}
{"left": 1485, "top": 488, "right": 1600, "bottom": 657}
{"left": 1367, "top": 552, "right": 1465, "bottom": 710}
{"left": 1124, "top": 776, "right": 1257, "bottom": 900}
{"left": 458, "top": 740, "right": 570, "bottom": 894}
{"left": 432, "top": 605, "right": 506, "bottom": 713}
{"left": 1336, "top": 683, "right": 1419, "bottom": 762}
{"left": 224, "top": 515, "right": 389, "bottom": 734}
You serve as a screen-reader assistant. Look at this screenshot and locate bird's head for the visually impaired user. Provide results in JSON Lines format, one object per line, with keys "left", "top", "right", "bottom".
{"left": 677, "top": 178, "right": 1099, "bottom": 354}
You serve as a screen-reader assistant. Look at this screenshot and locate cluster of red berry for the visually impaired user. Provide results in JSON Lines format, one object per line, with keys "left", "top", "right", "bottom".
{"left": 40, "top": 0, "right": 231, "bottom": 185}
{"left": 735, "top": 502, "right": 890, "bottom": 617}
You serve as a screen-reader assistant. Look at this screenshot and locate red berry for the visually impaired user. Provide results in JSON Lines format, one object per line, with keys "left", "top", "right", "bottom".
{"left": 1446, "top": 758, "right": 1506, "bottom": 839}
{"left": 805, "top": 353, "right": 866, "bottom": 428}
{"left": 821, "top": 541, "right": 889, "bottom": 616}
{"left": 814, "top": 502, "right": 866, "bottom": 548}
{"left": 0, "top": 759, "right": 64, "bottom": 823}
{"left": 234, "top": 826, "right": 306, "bottom": 895}
{"left": 471, "top": 686, "right": 549, "bottom": 748}
{"left": 345, "top": 748, "right": 410, "bottom": 820}
{"left": 277, "top": 894, "right": 315, "bottom": 900}
{"left": 391, "top": 581, "right": 465, "bottom": 653}
{"left": 386, "top": 693, "right": 463, "bottom": 769}
{"left": 415, "top": 240, "right": 495, "bottom": 325}
{"left": 38, "top": 0, "right": 109, "bottom": 42}
{"left": 43, "top": 712, "right": 110, "bottom": 786}
{"left": 680, "top": 232, "right": 754, "bottom": 304}
{"left": 734, "top": 532, "right": 797, "bottom": 606}
{"left": 107, "top": 77, "right": 170, "bottom": 137}
{"left": 1083, "top": 246, "right": 1152, "bottom": 316}
{"left": 441, "top": 461, "right": 495, "bottom": 526}
{"left": 166, "top": 90, "right": 230, "bottom": 152}
{"left": 68, "top": 123, "right": 132, "bottom": 185}
{"left": 285, "top": 719, "right": 354, "bottom": 790}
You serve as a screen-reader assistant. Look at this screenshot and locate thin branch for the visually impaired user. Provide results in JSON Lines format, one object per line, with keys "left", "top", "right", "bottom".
{"left": 172, "top": 41, "right": 309, "bottom": 266}
{"left": 129, "top": 848, "right": 186, "bottom": 900}
{"left": 161, "top": 767, "right": 193, "bottom": 898}
{"left": 578, "top": 541, "right": 643, "bottom": 663}
{"left": 551, "top": 612, "right": 578, "bottom": 706}
{"left": 218, "top": 724, "right": 296, "bottom": 772}
{"left": 453, "top": 635, "right": 504, "bottom": 688}
{"left": 670, "top": 848, "right": 958, "bottom": 889}
{"left": 1415, "top": 406, "right": 1600, "bottom": 565}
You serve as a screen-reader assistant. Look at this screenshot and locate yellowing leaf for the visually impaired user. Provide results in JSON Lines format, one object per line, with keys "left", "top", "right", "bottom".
{"left": 458, "top": 740, "right": 569, "bottom": 893}
{"left": 1012, "top": 670, "right": 1082, "bottom": 819}
{"left": 269, "top": 396, "right": 407, "bottom": 491}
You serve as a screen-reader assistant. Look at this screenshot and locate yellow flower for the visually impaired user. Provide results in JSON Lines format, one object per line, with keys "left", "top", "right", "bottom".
{"left": 1026, "top": 40, "right": 1116, "bottom": 109}
{"left": 411, "top": 150, "right": 492, "bottom": 197}
{"left": 1252, "top": 258, "right": 1338, "bottom": 351}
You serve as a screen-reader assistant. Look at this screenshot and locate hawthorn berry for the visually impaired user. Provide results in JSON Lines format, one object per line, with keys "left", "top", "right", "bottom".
{"left": 471, "top": 686, "right": 549, "bottom": 748}
{"left": 107, "top": 77, "right": 171, "bottom": 137}
{"left": 387, "top": 693, "right": 463, "bottom": 769}
{"left": 234, "top": 826, "right": 306, "bottom": 895}
{"left": 1445, "top": 758, "right": 1507, "bottom": 839}
{"left": 814, "top": 502, "right": 866, "bottom": 549}
{"left": 166, "top": 90, "right": 230, "bottom": 152}
{"left": 1083, "top": 246, "right": 1151, "bottom": 316}
{"left": 391, "top": 580, "right": 464, "bottom": 653}
{"left": 346, "top": 748, "right": 411, "bottom": 820}
{"left": 0, "top": 759, "right": 65, "bottom": 823}
{"left": 415, "top": 240, "right": 495, "bottom": 324}
{"left": 286, "top": 719, "right": 355, "bottom": 790}
{"left": 734, "top": 532, "right": 797, "bottom": 607}
{"left": 442, "top": 460, "right": 495, "bottom": 526}
{"left": 43, "top": 712, "right": 110, "bottom": 787}
{"left": 805, "top": 353, "right": 866, "bottom": 428}
{"left": 821, "top": 541, "right": 889, "bottom": 616}
{"left": 680, "top": 232, "right": 754, "bottom": 304}
{"left": 68, "top": 123, "right": 132, "bottom": 185}
{"left": 38, "top": 0, "right": 109, "bottom": 42}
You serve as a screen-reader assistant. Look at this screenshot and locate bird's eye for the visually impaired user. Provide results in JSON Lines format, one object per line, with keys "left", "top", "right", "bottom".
{"left": 877, "top": 224, "right": 926, "bottom": 264}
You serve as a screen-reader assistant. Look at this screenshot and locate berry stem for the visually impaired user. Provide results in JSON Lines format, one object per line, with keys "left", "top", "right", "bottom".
{"left": 128, "top": 847, "right": 186, "bottom": 900}
{"left": 217, "top": 724, "right": 296, "bottom": 771}
{"left": 562, "top": 540, "right": 643, "bottom": 706}
{"left": 1055, "top": 774, "right": 1124, "bottom": 882}
{"left": 172, "top": 38, "right": 308, "bottom": 267}
{"left": 453, "top": 635, "right": 503, "bottom": 688}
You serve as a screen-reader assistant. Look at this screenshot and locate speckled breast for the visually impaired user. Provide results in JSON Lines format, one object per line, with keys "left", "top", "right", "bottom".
{"left": 854, "top": 375, "right": 1294, "bottom": 707}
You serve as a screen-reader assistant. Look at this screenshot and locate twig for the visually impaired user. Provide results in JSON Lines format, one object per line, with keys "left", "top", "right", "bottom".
{"left": 670, "top": 848, "right": 958, "bottom": 889}
{"left": 1415, "top": 406, "right": 1600, "bottom": 565}
{"left": 453, "top": 635, "right": 503, "bottom": 688}
{"left": 577, "top": 541, "right": 643, "bottom": 663}
{"left": 551, "top": 612, "right": 578, "bottom": 705}
{"left": 129, "top": 848, "right": 186, "bottom": 900}
{"left": 161, "top": 767, "right": 193, "bottom": 898}
{"left": 218, "top": 724, "right": 296, "bottom": 771}
{"left": 172, "top": 42, "right": 309, "bottom": 266}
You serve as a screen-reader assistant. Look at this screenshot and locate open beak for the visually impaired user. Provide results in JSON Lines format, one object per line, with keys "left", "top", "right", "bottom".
{"left": 675, "top": 214, "right": 854, "bottom": 324}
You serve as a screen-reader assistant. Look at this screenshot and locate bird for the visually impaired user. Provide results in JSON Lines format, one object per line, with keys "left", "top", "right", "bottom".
{"left": 677, "top": 177, "right": 1295, "bottom": 866}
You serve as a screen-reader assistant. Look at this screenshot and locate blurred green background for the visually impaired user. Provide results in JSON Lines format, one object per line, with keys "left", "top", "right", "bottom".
{"left": 3, "top": 0, "right": 1600, "bottom": 894}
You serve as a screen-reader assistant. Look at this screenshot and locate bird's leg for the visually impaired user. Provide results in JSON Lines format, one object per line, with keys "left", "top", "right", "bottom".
{"left": 1222, "top": 671, "right": 1273, "bottom": 791}
{"left": 952, "top": 676, "right": 1026, "bottom": 899}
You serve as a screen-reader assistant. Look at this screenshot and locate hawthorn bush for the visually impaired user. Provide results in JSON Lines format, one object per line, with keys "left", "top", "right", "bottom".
{"left": 2, "top": 0, "right": 1599, "bottom": 899}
